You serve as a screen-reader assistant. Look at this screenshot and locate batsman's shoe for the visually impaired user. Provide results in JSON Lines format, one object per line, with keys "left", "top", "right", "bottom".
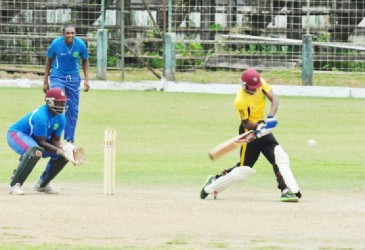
{"left": 33, "top": 179, "right": 59, "bottom": 194}
{"left": 281, "top": 190, "right": 299, "bottom": 203}
{"left": 200, "top": 175, "right": 215, "bottom": 199}
{"left": 9, "top": 183, "right": 25, "bottom": 195}
{"left": 295, "top": 191, "right": 302, "bottom": 199}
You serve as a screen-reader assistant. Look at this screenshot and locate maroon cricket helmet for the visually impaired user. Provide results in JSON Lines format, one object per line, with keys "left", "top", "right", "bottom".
{"left": 45, "top": 88, "right": 67, "bottom": 114}
{"left": 46, "top": 88, "right": 67, "bottom": 101}
{"left": 240, "top": 68, "right": 262, "bottom": 89}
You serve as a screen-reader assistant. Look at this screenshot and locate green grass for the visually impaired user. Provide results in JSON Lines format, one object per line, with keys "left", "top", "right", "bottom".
{"left": 0, "top": 88, "right": 365, "bottom": 249}
{"left": 1, "top": 67, "right": 365, "bottom": 87}
{"left": 1, "top": 87, "right": 364, "bottom": 191}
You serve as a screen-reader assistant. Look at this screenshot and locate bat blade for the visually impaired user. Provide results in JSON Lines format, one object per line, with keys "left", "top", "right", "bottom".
{"left": 208, "top": 131, "right": 256, "bottom": 161}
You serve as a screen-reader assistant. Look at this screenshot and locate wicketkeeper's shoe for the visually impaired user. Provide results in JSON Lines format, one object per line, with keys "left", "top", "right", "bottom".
{"left": 9, "top": 183, "right": 25, "bottom": 195}
{"left": 200, "top": 175, "right": 215, "bottom": 199}
{"left": 281, "top": 190, "right": 299, "bottom": 202}
{"left": 33, "top": 179, "right": 59, "bottom": 194}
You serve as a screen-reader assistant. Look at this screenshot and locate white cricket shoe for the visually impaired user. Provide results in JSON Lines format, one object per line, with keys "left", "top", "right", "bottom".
{"left": 9, "top": 183, "right": 25, "bottom": 195}
{"left": 33, "top": 179, "right": 59, "bottom": 194}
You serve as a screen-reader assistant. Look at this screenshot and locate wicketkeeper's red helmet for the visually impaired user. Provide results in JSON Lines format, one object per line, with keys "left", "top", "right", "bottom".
{"left": 45, "top": 88, "right": 67, "bottom": 114}
{"left": 240, "top": 68, "right": 262, "bottom": 89}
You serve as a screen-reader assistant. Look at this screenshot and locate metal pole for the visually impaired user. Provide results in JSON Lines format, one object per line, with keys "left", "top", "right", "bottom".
{"left": 270, "top": 0, "right": 275, "bottom": 26}
{"left": 306, "top": 0, "right": 310, "bottom": 34}
{"left": 141, "top": 0, "right": 162, "bottom": 37}
{"left": 101, "top": 0, "right": 105, "bottom": 29}
{"left": 302, "top": 34, "right": 313, "bottom": 86}
{"left": 168, "top": 0, "right": 172, "bottom": 32}
{"left": 120, "top": 0, "right": 125, "bottom": 80}
{"left": 302, "top": 0, "right": 313, "bottom": 86}
{"left": 163, "top": 0, "right": 166, "bottom": 34}
{"left": 96, "top": 0, "right": 107, "bottom": 80}
{"left": 163, "top": 0, "right": 175, "bottom": 81}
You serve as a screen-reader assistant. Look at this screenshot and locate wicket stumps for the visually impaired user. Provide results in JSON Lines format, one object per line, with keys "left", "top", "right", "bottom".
{"left": 104, "top": 129, "right": 116, "bottom": 195}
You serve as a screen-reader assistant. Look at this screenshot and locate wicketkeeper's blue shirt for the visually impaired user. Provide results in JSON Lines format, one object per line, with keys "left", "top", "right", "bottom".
{"left": 9, "top": 105, "right": 66, "bottom": 140}
{"left": 46, "top": 36, "right": 88, "bottom": 76}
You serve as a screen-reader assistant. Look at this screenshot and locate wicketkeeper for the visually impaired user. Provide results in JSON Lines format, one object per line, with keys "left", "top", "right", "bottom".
{"left": 200, "top": 68, "right": 302, "bottom": 202}
{"left": 7, "top": 88, "right": 77, "bottom": 195}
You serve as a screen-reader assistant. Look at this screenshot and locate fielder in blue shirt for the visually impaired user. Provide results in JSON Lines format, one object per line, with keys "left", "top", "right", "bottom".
{"left": 43, "top": 24, "right": 90, "bottom": 144}
{"left": 7, "top": 88, "right": 70, "bottom": 195}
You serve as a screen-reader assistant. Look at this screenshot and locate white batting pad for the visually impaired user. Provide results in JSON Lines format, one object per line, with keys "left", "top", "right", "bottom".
{"left": 204, "top": 166, "right": 256, "bottom": 195}
{"left": 274, "top": 145, "right": 300, "bottom": 193}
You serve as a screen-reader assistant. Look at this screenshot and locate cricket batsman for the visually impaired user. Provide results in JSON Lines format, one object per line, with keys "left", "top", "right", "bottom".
{"left": 200, "top": 68, "right": 302, "bottom": 202}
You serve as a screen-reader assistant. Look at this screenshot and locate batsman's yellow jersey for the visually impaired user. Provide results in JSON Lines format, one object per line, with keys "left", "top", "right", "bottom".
{"left": 234, "top": 78, "right": 272, "bottom": 123}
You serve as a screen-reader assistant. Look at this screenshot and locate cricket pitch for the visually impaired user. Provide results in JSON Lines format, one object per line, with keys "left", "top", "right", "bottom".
{"left": 0, "top": 183, "right": 364, "bottom": 249}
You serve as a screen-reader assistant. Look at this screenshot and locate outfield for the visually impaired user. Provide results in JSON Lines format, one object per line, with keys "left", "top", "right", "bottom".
{"left": 0, "top": 88, "right": 364, "bottom": 249}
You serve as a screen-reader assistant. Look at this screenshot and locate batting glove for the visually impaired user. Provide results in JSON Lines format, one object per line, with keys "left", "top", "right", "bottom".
{"left": 256, "top": 120, "right": 265, "bottom": 130}
{"left": 255, "top": 120, "right": 266, "bottom": 138}
{"left": 265, "top": 117, "right": 278, "bottom": 129}
{"left": 255, "top": 118, "right": 278, "bottom": 138}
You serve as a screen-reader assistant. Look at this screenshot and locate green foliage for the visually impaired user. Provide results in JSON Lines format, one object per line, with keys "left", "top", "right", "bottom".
{"left": 248, "top": 44, "right": 257, "bottom": 53}
{"left": 315, "top": 32, "right": 330, "bottom": 42}
{"left": 210, "top": 23, "right": 222, "bottom": 31}
{"left": 88, "top": 42, "right": 119, "bottom": 67}
{"left": 176, "top": 42, "right": 204, "bottom": 57}
{"left": 175, "top": 41, "right": 205, "bottom": 69}
{"left": 322, "top": 61, "right": 365, "bottom": 72}
{"left": 146, "top": 50, "right": 163, "bottom": 68}
{"left": 87, "top": 43, "right": 96, "bottom": 65}
{"left": 259, "top": 44, "right": 278, "bottom": 53}
{"left": 187, "top": 18, "right": 196, "bottom": 28}
{"left": 107, "top": 43, "right": 118, "bottom": 67}
{"left": 322, "top": 63, "right": 338, "bottom": 71}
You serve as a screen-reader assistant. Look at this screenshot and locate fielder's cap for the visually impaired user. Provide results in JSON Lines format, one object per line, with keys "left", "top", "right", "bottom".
{"left": 240, "top": 68, "right": 262, "bottom": 89}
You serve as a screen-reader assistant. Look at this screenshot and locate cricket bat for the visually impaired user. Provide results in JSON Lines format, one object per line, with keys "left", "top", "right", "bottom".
{"left": 208, "top": 130, "right": 256, "bottom": 161}
{"left": 208, "top": 127, "right": 275, "bottom": 161}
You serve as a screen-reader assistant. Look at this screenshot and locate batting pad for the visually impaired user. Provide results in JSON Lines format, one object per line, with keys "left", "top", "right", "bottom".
{"left": 40, "top": 157, "right": 68, "bottom": 187}
{"left": 204, "top": 166, "right": 256, "bottom": 195}
{"left": 274, "top": 145, "right": 300, "bottom": 193}
{"left": 11, "top": 146, "right": 43, "bottom": 186}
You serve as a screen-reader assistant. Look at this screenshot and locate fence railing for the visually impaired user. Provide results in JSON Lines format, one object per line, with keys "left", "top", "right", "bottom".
{"left": 1, "top": 0, "right": 365, "bottom": 85}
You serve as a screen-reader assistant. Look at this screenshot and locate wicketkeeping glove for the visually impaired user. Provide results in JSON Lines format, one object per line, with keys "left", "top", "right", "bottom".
{"left": 60, "top": 143, "right": 86, "bottom": 166}
{"left": 60, "top": 143, "right": 76, "bottom": 164}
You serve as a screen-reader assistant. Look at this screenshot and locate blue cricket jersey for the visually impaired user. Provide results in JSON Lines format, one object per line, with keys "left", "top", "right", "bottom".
{"left": 9, "top": 105, "right": 66, "bottom": 141}
{"left": 46, "top": 36, "right": 89, "bottom": 76}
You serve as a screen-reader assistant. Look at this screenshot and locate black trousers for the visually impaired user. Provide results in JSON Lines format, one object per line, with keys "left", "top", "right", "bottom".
{"left": 237, "top": 124, "right": 287, "bottom": 191}
{"left": 238, "top": 124, "right": 279, "bottom": 167}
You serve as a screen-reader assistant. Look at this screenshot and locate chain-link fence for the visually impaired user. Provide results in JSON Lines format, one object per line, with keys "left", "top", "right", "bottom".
{"left": 172, "top": 0, "right": 365, "bottom": 73}
{"left": 1, "top": 0, "right": 365, "bottom": 84}
{"left": 0, "top": 0, "right": 103, "bottom": 66}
